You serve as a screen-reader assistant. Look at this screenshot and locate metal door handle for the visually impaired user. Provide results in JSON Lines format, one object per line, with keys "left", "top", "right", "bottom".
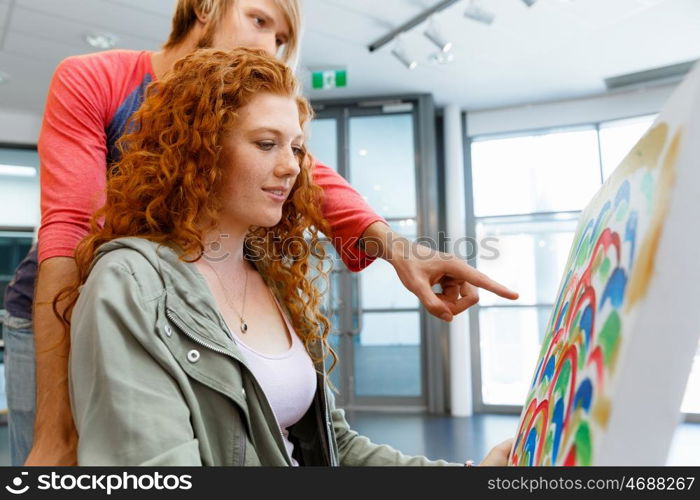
{"left": 348, "top": 272, "right": 363, "bottom": 336}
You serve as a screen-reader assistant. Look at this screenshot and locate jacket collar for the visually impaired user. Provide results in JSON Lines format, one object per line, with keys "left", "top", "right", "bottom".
{"left": 94, "top": 237, "right": 238, "bottom": 348}
{"left": 92, "top": 237, "right": 328, "bottom": 368}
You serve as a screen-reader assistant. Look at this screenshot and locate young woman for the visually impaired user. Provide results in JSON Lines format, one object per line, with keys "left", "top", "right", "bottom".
{"left": 63, "top": 48, "right": 512, "bottom": 466}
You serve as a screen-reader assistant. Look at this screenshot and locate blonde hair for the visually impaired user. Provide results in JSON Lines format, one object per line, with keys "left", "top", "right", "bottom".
{"left": 163, "top": 0, "right": 302, "bottom": 67}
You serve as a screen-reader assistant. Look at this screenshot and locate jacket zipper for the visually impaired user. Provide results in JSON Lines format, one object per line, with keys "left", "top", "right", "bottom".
{"left": 327, "top": 420, "right": 337, "bottom": 466}
{"left": 166, "top": 311, "right": 233, "bottom": 357}
{"left": 315, "top": 393, "right": 332, "bottom": 465}
{"left": 318, "top": 381, "right": 337, "bottom": 466}
{"left": 316, "top": 356, "right": 337, "bottom": 466}
{"left": 166, "top": 310, "right": 295, "bottom": 466}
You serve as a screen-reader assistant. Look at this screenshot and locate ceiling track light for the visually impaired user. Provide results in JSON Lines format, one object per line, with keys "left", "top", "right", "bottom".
{"left": 429, "top": 51, "right": 455, "bottom": 65}
{"left": 391, "top": 38, "right": 418, "bottom": 70}
{"left": 83, "top": 32, "right": 119, "bottom": 50}
{"left": 424, "top": 17, "right": 452, "bottom": 53}
{"left": 464, "top": 1, "right": 495, "bottom": 25}
{"left": 521, "top": 0, "right": 538, "bottom": 7}
{"left": 368, "top": 0, "right": 460, "bottom": 53}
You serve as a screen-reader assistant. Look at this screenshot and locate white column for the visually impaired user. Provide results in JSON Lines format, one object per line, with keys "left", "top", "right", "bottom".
{"left": 444, "top": 103, "right": 473, "bottom": 416}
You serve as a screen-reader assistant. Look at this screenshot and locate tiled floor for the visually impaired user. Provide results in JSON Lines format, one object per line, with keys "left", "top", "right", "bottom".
{"left": 343, "top": 412, "right": 700, "bottom": 466}
{"left": 0, "top": 413, "right": 697, "bottom": 466}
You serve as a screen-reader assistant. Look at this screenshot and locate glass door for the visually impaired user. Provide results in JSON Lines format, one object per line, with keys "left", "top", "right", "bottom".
{"left": 308, "top": 97, "right": 438, "bottom": 410}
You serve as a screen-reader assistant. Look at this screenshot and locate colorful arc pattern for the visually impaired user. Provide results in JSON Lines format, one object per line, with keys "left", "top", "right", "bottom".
{"left": 510, "top": 123, "right": 677, "bottom": 466}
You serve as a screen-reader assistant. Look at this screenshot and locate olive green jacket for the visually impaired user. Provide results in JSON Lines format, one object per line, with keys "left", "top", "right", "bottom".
{"left": 69, "top": 237, "right": 460, "bottom": 466}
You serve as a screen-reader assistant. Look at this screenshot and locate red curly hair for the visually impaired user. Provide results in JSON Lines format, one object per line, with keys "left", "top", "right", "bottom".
{"left": 55, "top": 48, "right": 335, "bottom": 371}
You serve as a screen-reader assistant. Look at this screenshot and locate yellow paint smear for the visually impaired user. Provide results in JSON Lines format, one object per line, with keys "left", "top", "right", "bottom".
{"left": 626, "top": 130, "right": 682, "bottom": 310}
{"left": 592, "top": 394, "right": 611, "bottom": 429}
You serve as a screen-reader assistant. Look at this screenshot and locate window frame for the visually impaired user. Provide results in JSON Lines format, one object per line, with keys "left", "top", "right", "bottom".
{"left": 462, "top": 112, "right": 699, "bottom": 422}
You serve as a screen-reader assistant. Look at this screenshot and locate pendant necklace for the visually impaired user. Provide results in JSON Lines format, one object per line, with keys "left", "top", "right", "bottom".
{"left": 203, "top": 258, "right": 250, "bottom": 334}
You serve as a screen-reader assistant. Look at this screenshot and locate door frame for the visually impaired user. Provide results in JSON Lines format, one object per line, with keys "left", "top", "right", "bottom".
{"left": 311, "top": 94, "right": 447, "bottom": 413}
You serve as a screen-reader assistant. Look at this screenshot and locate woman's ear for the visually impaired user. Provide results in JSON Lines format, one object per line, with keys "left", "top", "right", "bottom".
{"left": 194, "top": 7, "right": 210, "bottom": 25}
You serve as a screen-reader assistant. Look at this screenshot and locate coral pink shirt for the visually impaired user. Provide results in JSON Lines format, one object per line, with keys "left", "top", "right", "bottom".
{"left": 37, "top": 50, "right": 386, "bottom": 271}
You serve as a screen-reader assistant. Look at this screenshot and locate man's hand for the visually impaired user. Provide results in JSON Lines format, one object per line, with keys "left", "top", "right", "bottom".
{"left": 360, "top": 222, "right": 518, "bottom": 321}
{"left": 24, "top": 257, "right": 79, "bottom": 466}
{"left": 479, "top": 438, "right": 514, "bottom": 466}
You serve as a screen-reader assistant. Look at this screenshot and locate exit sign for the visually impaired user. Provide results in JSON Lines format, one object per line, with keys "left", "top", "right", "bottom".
{"left": 311, "top": 69, "right": 347, "bottom": 90}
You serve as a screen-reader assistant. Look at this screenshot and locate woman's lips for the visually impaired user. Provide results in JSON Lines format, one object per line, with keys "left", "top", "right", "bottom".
{"left": 262, "top": 187, "right": 287, "bottom": 202}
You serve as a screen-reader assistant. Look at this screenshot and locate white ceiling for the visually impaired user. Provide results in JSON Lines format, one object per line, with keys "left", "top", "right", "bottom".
{"left": 0, "top": 0, "right": 699, "bottom": 117}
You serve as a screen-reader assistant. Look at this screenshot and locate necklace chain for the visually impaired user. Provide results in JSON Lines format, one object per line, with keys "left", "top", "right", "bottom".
{"left": 202, "top": 256, "right": 250, "bottom": 334}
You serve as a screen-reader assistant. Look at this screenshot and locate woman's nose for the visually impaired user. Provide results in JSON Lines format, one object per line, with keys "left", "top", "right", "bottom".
{"left": 277, "top": 148, "right": 301, "bottom": 177}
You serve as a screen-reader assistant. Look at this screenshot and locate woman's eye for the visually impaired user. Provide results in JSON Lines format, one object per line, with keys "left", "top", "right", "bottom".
{"left": 253, "top": 16, "right": 265, "bottom": 27}
{"left": 292, "top": 146, "right": 304, "bottom": 156}
{"left": 257, "top": 142, "right": 275, "bottom": 150}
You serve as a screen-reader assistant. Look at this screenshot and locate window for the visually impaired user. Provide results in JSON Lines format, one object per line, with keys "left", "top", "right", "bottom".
{"left": 308, "top": 118, "right": 338, "bottom": 171}
{"left": 471, "top": 128, "right": 601, "bottom": 217}
{"left": 0, "top": 147, "right": 40, "bottom": 229}
{"left": 682, "top": 343, "right": 700, "bottom": 414}
{"left": 471, "top": 128, "right": 601, "bottom": 406}
{"left": 469, "top": 114, "right": 700, "bottom": 415}
{"left": 349, "top": 114, "right": 417, "bottom": 219}
{"left": 475, "top": 214, "right": 579, "bottom": 405}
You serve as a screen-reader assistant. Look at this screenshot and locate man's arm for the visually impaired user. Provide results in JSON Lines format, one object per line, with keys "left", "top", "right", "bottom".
{"left": 26, "top": 55, "right": 111, "bottom": 465}
{"left": 359, "top": 221, "right": 519, "bottom": 321}
{"left": 310, "top": 163, "right": 517, "bottom": 319}
{"left": 311, "top": 162, "right": 387, "bottom": 272}
{"left": 26, "top": 257, "right": 78, "bottom": 465}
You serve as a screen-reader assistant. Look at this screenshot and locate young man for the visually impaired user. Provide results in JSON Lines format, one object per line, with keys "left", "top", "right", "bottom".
{"left": 4, "top": 0, "right": 516, "bottom": 466}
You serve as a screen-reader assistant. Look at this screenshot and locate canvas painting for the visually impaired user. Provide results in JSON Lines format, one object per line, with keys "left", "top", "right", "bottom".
{"left": 510, "top": 67, "right": 700, "bottom": 466}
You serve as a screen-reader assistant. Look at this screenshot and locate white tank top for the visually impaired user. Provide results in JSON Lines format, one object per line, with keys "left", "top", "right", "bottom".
{"left": 232, "top": 293, "right": 317, "bottom": 466}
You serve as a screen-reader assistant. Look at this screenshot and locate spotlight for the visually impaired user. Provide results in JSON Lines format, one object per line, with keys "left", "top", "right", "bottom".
{"left": 429, "top": 51, "right": 455, "bottom": 65}
{"left": 391, "top": 38, "right": 418, "bottom": 70}
{"left": 83, "top": 32, "right": 119, "bottom": 50}
{"left": 423, "top": 18, "right": 452, "bottom": 53}
{"left": 464, "top": 1, "right": 495, "bottom": 25}
{"left": 521, "top": 0, "right": 538, "bottom": 6}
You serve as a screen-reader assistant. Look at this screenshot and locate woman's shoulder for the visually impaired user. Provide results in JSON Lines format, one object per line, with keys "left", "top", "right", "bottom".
{"left": 92, "top": 236, "right": 160, "bottom": 268}
{"left": 87, "top": 237, "right": 169, "bottom": 300}
{"left": 88, "top": 236, "right": 206, "bottom": 302}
